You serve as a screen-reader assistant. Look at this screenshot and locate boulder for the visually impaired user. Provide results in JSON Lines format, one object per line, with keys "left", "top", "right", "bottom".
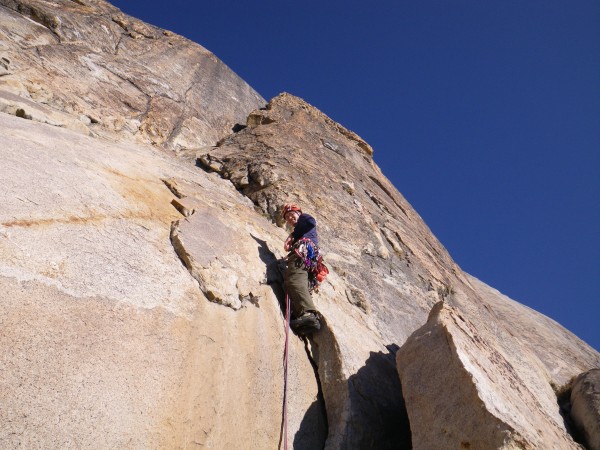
{"left": 571, "top": 369, "right": 600, "bottom": 450}
{"left": 397, "top": 301, "right": 580, "bottom": 450}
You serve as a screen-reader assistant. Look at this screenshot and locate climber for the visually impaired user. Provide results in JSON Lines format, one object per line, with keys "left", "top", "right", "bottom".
{"left": 282, "top": 203, "right": 322, "bottom": 334}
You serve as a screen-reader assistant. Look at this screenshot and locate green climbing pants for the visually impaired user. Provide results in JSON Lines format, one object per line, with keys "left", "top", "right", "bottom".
{"left": 284, "top": 254, "right": 317, "bottom": 318}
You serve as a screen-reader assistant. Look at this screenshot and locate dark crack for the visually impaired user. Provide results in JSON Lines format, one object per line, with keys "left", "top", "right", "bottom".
{"left": 303, "top": 335, "right": 329, "bottom": 433}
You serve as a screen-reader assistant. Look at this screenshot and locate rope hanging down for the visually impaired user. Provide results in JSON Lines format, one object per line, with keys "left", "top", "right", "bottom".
{"left": 282, "top": 293, "right": 291, "bottom": 450}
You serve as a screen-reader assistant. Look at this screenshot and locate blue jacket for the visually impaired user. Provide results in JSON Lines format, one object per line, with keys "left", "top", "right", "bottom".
{"left": 292, "top": 213, "right": 319, "bottom": 247}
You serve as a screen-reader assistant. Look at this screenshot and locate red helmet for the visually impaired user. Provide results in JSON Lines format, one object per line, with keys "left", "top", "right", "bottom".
{"left": 282, "top": 203, "right": 302, "bottom": 218}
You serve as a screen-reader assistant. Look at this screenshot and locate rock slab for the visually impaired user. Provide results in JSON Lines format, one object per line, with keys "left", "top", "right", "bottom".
{"left": 397, "top": 301, "right": 581, "bottom": 450}
{"left": 571, "top": 369, "right": 600, "bottom": 450}
{"left": 0, "top": 0, "right": 264, "bottom": 149}
{"left": 0, "top": 112, "right": 322, "bottom": 449}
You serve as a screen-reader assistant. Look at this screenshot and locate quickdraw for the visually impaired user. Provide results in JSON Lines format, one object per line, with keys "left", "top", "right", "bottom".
{"left": 291, "top": 238, "right": 329, "bottom": 291}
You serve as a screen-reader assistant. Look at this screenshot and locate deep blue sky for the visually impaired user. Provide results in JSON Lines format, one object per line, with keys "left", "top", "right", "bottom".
{"left": 110, "top": 1, "right": 599, "bottom": 351}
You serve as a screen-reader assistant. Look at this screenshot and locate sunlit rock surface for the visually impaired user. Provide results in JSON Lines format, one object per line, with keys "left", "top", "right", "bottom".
{"left": 1, "top": 1, "right": 599, "bottom": 449}
{"left": 0, "top": 112, "right": 324, "bottom": 449}
{"left": 0, "top": 0, "right": 264, "bottom": 149}
{"left": 199, "top": 92, "right": 600, "bottom": 448}
{"left": 397, "top": 302, "right": 583, "bottom": 449}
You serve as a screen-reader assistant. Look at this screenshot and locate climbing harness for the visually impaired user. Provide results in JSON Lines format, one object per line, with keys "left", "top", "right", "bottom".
{"left": 291, "top": 238, "right": 329, "bottom": 291}
{"left": 282, "top": 292, "right": 291, "bottom": 450}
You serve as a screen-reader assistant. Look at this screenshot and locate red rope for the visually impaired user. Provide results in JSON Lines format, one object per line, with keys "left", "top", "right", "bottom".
{"left": 283, "top": 293, "right": 291, "bottom": 450}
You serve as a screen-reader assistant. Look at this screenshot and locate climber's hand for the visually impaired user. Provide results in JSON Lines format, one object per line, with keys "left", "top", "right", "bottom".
{"left": 284, "top": 235, "right": 294, "bottom": 252}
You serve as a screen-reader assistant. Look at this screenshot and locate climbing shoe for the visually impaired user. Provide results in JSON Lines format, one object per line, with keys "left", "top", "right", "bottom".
{"left": 291, "top": 311, "right": 321, "bottom": 334}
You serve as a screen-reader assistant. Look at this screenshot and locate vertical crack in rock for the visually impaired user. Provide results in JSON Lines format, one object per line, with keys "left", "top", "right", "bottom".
{"left": 305, "top": 320, "right": 412, "bottom": 449}
{"left": 552, "top": 377, "right": 587, "bottom": 447}
{"left": 345, "top": 344, "right": 412, "bottom": 450}
{"left": 259, "top": 247, "right": 331, "bottom": 449}
{"left": 306, "top": 320, "right": 347, "bottom": 449}
{"left": 296, "top": 336, "right": 328, "bottom": 448}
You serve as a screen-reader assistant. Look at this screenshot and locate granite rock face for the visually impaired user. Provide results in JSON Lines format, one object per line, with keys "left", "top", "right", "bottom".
{"left": 1, "top": 2, "right": 599, "bottom": 449}
{"left": 397, "top": 302, "right": 581, "bottom": 450}
{"left": 198, "top": 92, "right": 600, "bottom": 448}
{"left": 200, "top": 92, "right": 457, "bottom": 345}
{"left": 0, "top": 0, "right": 264, "bottom": 149}
{"left": 0, "top": 112, "right": 325, "bottom": 449}
{"left": 570, "top": 369, "right": 600, "bottom": 450}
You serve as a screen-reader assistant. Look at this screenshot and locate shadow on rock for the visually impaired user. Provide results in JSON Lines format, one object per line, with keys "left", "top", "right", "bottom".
{"left": 251, "top": 236, "right": 411, "bottom": 447}
{"left": 344, "top": 345, "right": 412, "bottom": 449}
{"left": 232, "top": 123, "right": 247, "bottom": 132}
{"left": 554, "top": 376, "right": 591, "bottom": 449}
{"left": 250, "top": 234, "right": 288, "bottom": 315}
{"left": 306, "top": 319, "right": 411, "bottom": 449}
{"left": 293, "top": 399, "right": 328, "bottom": 450}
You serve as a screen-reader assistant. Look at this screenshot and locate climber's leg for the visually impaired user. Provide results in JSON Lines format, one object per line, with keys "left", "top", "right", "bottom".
{"left": 284, "top": 255, "right": 317, "bottom": 318}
